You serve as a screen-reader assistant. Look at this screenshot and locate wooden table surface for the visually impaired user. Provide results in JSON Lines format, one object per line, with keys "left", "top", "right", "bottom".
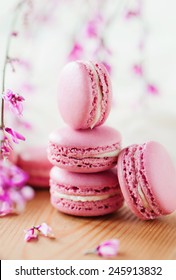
{"left": 1, "top": 190, "right": 176, "bottom": 260}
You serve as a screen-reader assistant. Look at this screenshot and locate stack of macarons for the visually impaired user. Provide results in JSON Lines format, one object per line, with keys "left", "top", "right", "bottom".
{"left": 48, "top": 60, "right": 176, "bottom": 220}
{"left": 47, "top": 60, "right": 124, "bottom": 216}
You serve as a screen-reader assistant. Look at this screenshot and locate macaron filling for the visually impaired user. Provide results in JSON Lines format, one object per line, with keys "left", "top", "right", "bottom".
{"left": 52, "top": 191, "right": 119, "bottom": 202}
{"left": 122, "top": 144, "right": 163, "bottom": 219}
{"left": 85, "top": 61, "right": 109, "bottom": 129}
{"left": 137, "top": 184, "right": 153, "bottom": 211}
{"left": 92, "top": 149, "right": 120, "bottom": 158}
{"left": 49, "top": 143, "right": 120, "bottom": 159}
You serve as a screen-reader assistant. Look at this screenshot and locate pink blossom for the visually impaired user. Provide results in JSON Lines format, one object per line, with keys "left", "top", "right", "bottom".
{"left": 3, "top": 89, "right": 25, "bottom": 116}
{"left": 132, "top": 64, "right": 143, "bottom": 76}
{"left": 0, "top": 201, "right": 12, "bottom": 217}
{"left": 24, "top": 223, "right": 55, "bottom": 242}
{"left": 96, "top": 239, "right": 120, "bottom": 257}
{"left": 5, "top": 127, "right": 25, "bottom": 143}
{"left": 24, "top": 228, "right": 38, "bottom": 242}
{"left": 68, "top": 43, "right": 83, "bottom": 61}
{"left": 37, "top": 222, "right": 55, "bottom": 238}
{"left": 85, "top": 14, "right": 103, "bottom": 38}
{"left": 146, "top": 84, "right": 159, "bottom": 95}
{"left": 0, "top": 160, "right": 33, "bottom": 217}
{"left": 8, "top": 165, "right": 29, "bottom": 188}
{"left": 9, "top": 190, "right": 26, "bottom": 213}
{"left": 0, "top": 161, "right": 28, "bottom": 189}
{"left": 0, "top": 135, "right": 12, "bottom": 158}
{"left": 85, "top": 239, "right": 120, "bottom": 257}
{"left": 11, "top": 31, "right": 18, "bottom": 37}
{"left": 125, "top": 9, "right": 141, "bottom": 19}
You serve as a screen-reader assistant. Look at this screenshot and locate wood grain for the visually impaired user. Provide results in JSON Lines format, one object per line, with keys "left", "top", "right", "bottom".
{"left": 1, "top": 190, "right": 176, "bottom": 260}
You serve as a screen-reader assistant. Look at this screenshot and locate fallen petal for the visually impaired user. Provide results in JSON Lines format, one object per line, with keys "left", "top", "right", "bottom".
{"left": 24, "top": 228, "right": 38, "bottom": 242}
{"left": 96, "top": 239, "right": 120, "bottom": 257}
{"left": 37, "top": 222, "right": 55, "bottom": 238}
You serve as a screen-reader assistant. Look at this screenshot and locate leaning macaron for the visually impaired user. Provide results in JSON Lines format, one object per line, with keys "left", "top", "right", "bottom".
{"left": 50, "top": 167, "right": 124, "bottom": 216}
{"left": 58, "top": 60, "right": 112, "bottom": 129}
{"left": 48, "top": 125, "right": 121, "bottom": 173}
{"left": 17, "top": 146, "right": 53, "bottom": 188}
{"left": 117, "top": 141, "right": 176, "bottom": 220}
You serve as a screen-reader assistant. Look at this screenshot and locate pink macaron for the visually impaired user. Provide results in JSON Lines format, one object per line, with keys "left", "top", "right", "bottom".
{"left": 50, "top": 167, "right": 124, "bottom": 216}
{"left": 17, "top": 146, "right": 53, "bottom": 188}
{"left": 117, "top": 141, "right": 176, "bottom": 220}
{"left": 48, "top": 125, "right": 121, "bottom": 173}
{"left": 58, "top": 60, "right": 112, "bottom": 130}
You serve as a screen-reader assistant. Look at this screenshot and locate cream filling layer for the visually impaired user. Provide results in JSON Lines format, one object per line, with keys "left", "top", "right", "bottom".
{"left": 52, "top": 191, "right": 118, "bottom": 202}
{"left": 73, "top": 149, "right": 120, "bottom": 159}
{"left": 137, "top": 185, "right": 152, "bottom": 210}
{"left": 89, "top": 61, "right": 103, "bottom": 129}
{"left": 92, "top": 149, "right": 120, "bottom": 158}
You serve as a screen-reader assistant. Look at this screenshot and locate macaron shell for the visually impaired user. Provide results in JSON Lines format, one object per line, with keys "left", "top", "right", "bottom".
{"left": 50, "top": 167, "right": 119, "bottom": 192}
{"left": 51, "top": 195, "right": 123, "bottom": 217}
{"left": 117, "top": 148, "right": 147, "bottom": 219}
{"left": 117, "top": 142, "right": 176, "bottom": 219}
{"left": 90, "top": 62, "right": 112, "bottom": 127}
{"left": 48, "top": 151, "right": 118, "bottom": 173}
{"left": 58, "top": 61, "right": 112, "bottom": 129}
{"left": 143, "top": 141, "right": 176, "bottom": 213}
{"left": 48, "top": 126, "right": 121, "bottom": 173}
{"left": 58, "top": 61, "right": 92, "bottom": 129}
{"left": 49, "top": 126, "right": 121, "bottom": 149}
{"left": 50, "top": 167, "right": 124, "bottom": 216}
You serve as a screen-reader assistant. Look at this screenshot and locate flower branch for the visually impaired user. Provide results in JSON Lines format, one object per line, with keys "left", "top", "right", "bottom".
{"left": 0, "top": 0, "right": 35, "bottom": 217}
{"left": 0, "top": 0, "right": 27, "bottom": 159}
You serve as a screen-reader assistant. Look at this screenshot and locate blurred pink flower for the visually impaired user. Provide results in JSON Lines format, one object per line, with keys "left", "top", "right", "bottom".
{"left": 20, "top": 83, "right": 35, "bottom": 94}
{"left": 21, "top": 186, "right": 35, "bottom": 201}
{"left": 132, "top": 64, "right": 143, "bottom": 76}
{"left": 85, "top": 14, "right": 103, "bottom": 38}
{"left": 11, "top": 31, "right": 18, "bottom": 37}
{"left": 5, "top": 127, "right": 25, "bottom": 143}
{"left": 68, "top": 43, "right": 84, "bottom": 61}
{"left": 0, "top": 134, "right": 12, "bottom": 158}
{"left": 3, "top": 89, "right": 25, "bottom": 116}
{"left": 0, "top": 160, "right": 33, "bottom": 217}
{"left": 0, "top": 200, "right": 13, "bottom": 217}
{"left": 146, "top": 84, "right": 159, "bottom": 95}
{"left": 125, "top": 9, "right": 141, "bottom": 19}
